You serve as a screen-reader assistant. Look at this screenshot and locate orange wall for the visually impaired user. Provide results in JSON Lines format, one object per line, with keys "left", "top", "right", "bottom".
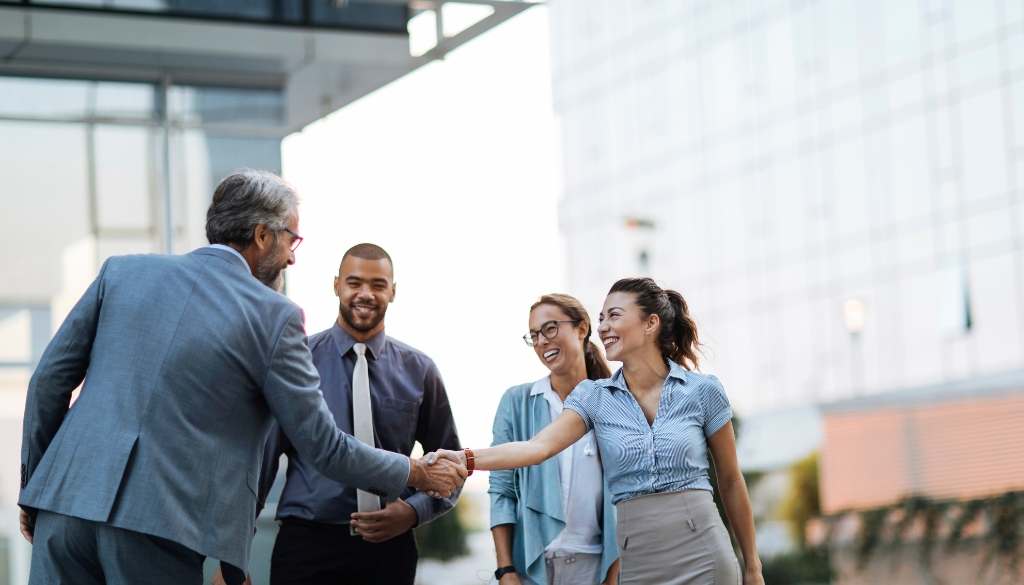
{"left": 820, "top": 394, "right": 1024, "bottom": 513}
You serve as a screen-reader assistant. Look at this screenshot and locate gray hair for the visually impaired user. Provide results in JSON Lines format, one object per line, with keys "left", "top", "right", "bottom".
{"left": 205, "top": 169, "right": 299, "bottom": 247}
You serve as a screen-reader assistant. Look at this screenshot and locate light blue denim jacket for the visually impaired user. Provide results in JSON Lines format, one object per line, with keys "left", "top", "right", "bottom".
{"left": 489, "top": 381, "right": 618, "bottom": 585}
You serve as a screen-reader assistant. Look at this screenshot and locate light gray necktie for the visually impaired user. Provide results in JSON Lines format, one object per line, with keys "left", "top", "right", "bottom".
{"left": 352, "top": 343, "right": 382, "bottom": 516}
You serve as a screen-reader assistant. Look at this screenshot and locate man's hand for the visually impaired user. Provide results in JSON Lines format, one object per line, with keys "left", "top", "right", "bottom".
{"left": 350, "top": 498, "right": 418, "bottom": 543}
{"left": 212, "top": 566, "right": 252, "bottom": 585}
{"left": 19, "top": 509, "right": 34, "bottom": 544}
{"left": 407, "top": 454, "right": 466, "bottom": 498}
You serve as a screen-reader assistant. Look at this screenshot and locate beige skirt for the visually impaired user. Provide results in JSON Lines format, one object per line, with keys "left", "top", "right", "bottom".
{"left": 615, "top": 489, "right": 741, "bottom": 585}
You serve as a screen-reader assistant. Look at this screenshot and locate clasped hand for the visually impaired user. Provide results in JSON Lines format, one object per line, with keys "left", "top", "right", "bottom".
{"left": 411, "top": 451, "right": 467, "bottom": 499}
{"left": 420, "top": 449, "right": 468, "bottom": 498}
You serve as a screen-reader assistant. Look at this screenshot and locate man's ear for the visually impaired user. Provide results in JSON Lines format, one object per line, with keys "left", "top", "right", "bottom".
{"left": 389, "top": 282, "right": 397, "bottom": 304}
{"left": 334, "top": 276, "right": 340, "bottom": 297}
{"left": 253, "top": 223, "right": 271, "bottom": 251}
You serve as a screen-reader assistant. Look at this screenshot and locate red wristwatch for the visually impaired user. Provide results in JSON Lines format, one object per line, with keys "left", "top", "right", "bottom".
{"left": 463, "top": 448, "right": 475, "bottom": 476}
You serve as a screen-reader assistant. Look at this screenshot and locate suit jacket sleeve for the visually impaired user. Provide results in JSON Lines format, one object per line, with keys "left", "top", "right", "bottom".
{"left": 405, "top": 361, "right": 462, "bottom": 526}
{"left": 261, "top": 308, "right": 410, "bottom": 501}
{"left": 20, "top": 259, "right": 110, "bottom": 508}
{"left": 255, "top": 421, "right": 291, "bottom": 520}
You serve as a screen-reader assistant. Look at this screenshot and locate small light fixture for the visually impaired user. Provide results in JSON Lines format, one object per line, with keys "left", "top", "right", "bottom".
{"left": 624, "top": 218, "right": 655, "bottom": 230}
{"left": 842, "top": 299, "right": 866, "bottom": 335}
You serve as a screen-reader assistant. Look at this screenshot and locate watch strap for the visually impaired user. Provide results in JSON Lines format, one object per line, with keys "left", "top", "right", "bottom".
{"left": 495, "top": 565, "right": 516, "bottom": 579}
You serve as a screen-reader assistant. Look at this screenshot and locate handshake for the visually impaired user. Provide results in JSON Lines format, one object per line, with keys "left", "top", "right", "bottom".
{"left": 408, "top": 449, "right": 470, "bottom": 499}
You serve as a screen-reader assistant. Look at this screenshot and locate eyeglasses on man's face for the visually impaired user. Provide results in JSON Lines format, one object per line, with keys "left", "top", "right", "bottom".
{"left": 523, "top": 320, "right": 579, "bottom": 347}
{"left": 283, "top": 228, "right": 303, "bottom": 252}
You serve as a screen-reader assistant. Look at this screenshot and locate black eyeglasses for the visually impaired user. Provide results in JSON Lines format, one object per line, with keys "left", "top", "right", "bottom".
{"left": 523, "top": 320, "right": 579, "bottom": 347}
{"left": 283, "top": 228, "right": 303, "bottom": 252}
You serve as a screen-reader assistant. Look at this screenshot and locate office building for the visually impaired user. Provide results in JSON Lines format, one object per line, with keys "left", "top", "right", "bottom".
{"left": 549, "top": 0, "right": 1024, "bottom": 412}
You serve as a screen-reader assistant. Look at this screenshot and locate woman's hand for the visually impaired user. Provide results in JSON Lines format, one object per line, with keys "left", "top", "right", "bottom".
{"left": 743, "top": 566, "right": 765, "bottom": 585}
{"left": 426, "top": 449, "right": 467, "bottom": 467}
{"left": 499, "top": 572, "right": 523, "bottom": 585}
{"left": 601, "top": 558, "right": 621, "bottom": 585}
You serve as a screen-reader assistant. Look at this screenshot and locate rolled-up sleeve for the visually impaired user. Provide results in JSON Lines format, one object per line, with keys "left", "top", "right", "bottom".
{"left": 701, "top": 375, "right": 733, "bottom": 438}
{"left": 488, "top": 390, "right": 518, "bottom": 528}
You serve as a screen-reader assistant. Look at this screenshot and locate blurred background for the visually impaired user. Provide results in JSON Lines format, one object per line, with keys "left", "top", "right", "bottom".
{"left": 2, "top": 0, "right": 1024, "bottom": 584}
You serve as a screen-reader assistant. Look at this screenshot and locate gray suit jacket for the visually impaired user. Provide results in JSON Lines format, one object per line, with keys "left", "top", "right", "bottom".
{"left": 19, "top": 247, "right": 410, "bottom": 569}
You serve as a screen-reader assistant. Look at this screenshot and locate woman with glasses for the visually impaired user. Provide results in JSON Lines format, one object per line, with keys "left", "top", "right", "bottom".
{"left": 432, "top": 279, "right": 764, "bottom": 585}
{"left": 488, "top": 294, "right": 620, "bottom": 585}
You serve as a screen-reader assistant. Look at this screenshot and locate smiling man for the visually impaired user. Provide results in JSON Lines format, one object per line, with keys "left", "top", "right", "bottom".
{"left": 254, "top": 243, "right": 462, "bottom": 585}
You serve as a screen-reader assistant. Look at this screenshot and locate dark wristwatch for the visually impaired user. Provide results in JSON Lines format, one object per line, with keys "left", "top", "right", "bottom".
{"left": 495, "top": 566, "right": 517, "bottom": 579}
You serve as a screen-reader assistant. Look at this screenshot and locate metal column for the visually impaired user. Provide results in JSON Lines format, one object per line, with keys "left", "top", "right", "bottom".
{"left": 160, "top": 75, "right": 174, "bottom": 254}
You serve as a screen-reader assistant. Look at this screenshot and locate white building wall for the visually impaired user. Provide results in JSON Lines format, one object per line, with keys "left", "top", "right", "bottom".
{"left": 549, "top": 0, "right": 1024, "bottom": 413}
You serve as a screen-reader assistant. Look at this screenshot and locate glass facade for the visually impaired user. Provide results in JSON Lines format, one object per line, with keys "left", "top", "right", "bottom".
{"left": 2, "top": 0, "right": 409, "bottom": 33}
{"left": 0, "top": 76, "right": 282, "bottom": 319}
{"left": 550, "top": 0, "right": 1024, "bottom": 411}
{"left": 0, "top": 75, "right": 284, "bottom": 583}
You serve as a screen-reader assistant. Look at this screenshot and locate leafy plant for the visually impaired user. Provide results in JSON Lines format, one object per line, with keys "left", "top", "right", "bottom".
{"left": 779, "top": 452, "right": 821, "bottom": 547}
{"left": 761, "top": 546, "right": 832, "bottom": 585}
{"left": 414, "top": 500, "right": 469, "bottom": 561}
{"left": 837, "top": 492, "right": 1024, "bottom": 574}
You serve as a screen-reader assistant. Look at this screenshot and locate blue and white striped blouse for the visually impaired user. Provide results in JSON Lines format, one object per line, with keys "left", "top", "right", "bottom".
{"left": 563, "top": 360, "right": 733, "bottom": 505}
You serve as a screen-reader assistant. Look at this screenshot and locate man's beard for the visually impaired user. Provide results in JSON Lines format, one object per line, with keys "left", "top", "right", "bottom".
{"left": 339, "top": 299, "right": 387, "bottom": 332}
{"left": 255, "top": 237, "right": 285, "bottom": 292}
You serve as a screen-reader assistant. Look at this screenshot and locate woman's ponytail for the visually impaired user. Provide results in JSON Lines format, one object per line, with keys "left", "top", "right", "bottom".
{"left": 608, "top": 277, "right": 703, "bottom": 370}
{"left": 583, "top": 336, "right": 613, "bottom": 380}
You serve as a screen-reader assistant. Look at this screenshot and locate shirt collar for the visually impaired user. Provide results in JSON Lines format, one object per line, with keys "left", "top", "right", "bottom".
{"left": 329, "top": 321, "right": 387, "bottom": 360}
{"left": 603, "top": 360, "right": 688, "bottom": 391}
{"left": 207, "top": 244, "right": 251, "bottom": 275}
{"left": 530, "top": 377, "right": 549, "bottom": 396}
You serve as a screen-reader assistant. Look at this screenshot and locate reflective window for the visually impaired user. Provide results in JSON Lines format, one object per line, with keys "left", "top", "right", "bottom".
{"left": 0, "top": 77, "right": 90, "bottom": 119}
{"left": 0, "top": 74, "right": 284, "bottom": 337}
{"left": 169, "top": 86, "right": 284, "bottom": 126}
{"left": 24, "top": 0, "right": 408, "bottom": 32}
{"left": 0, "top": 306, "right": 51, "bottom": 368}
{"left": 0, "top": 77, "right": 154, "bottom": 120}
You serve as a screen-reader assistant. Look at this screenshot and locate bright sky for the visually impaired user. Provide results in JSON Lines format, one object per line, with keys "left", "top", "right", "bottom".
{"left": 282, "top": 6, "right": 560, "bottom": 491}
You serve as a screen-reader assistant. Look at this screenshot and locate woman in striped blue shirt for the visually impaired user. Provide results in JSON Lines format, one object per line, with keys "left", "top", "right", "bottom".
{"left": 431, "top": 278, "right": 764, "bottom": 585}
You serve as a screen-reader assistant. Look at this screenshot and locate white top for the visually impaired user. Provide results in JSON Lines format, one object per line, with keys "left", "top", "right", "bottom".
{"left": 208, "top": 244, "right": 251, "bottom": 275}
{"left": 534, "top": 377, "right": 604, "bottom": 558}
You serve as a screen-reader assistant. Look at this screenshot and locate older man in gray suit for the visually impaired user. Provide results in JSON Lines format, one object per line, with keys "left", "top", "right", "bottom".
{"left": 17, "top": 170, "right": 466, "bottom": 584}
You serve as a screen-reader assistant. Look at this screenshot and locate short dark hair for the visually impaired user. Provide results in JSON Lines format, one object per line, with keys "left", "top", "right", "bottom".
{"left": 205, "top": 169, "right": 298, "bottom": 247}
{"left": 340, "top": 243, "right": 393, "bottom": 271}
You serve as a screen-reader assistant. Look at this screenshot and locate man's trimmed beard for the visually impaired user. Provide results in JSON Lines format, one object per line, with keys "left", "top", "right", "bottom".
{"left": 339, "top": 299, "right": 388, "bottom": 332}
{"left": 255, "top": 233, "right": 285, "bottom": 292}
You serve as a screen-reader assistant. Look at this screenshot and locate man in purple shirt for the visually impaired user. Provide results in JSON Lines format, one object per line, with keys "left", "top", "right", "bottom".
{"left": 255, "top": 243, "right": 461, "bottom": 585}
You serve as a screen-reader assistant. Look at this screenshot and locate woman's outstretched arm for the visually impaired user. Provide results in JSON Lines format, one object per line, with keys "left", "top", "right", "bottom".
{"left": 707, "top": 421, "right": 764, "bottom": 585}
{"left": 431, "top": 409, "right": 588, "bottom": 471}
